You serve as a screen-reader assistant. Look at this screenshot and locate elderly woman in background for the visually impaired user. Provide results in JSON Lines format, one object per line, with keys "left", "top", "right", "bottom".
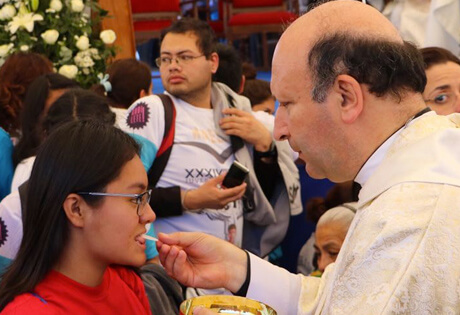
{"left": 420, "top": 47, "right": 460, "bottom": 115}
{"left": 298, "top": 203, "right": 356, "bottom": 277}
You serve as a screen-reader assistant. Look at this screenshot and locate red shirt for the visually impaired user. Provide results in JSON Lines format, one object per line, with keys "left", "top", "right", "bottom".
{"left": 2, "top": 266, "right": 152, "bottom": 315}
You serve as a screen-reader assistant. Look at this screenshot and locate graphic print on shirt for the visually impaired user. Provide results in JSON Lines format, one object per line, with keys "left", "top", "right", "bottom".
{"left": 0, "top": 217, "right": 8, "bottom": 247}
{"left": 195, "top": 201, "right": 243, "bottom": 245}
{"left": 143, "top": 96, "right": 245, "bottom": 248}
{"left": 185, "top": 167, "right": 225, "bottom": 184}
{"left": 289, "top": 184, "right": 300, "bottom": 204}
{"left": 126, "top": 102, "right": 150, "bottom": 129}
{"left": 177, "top": 141, "right": 233, "bottom": 165}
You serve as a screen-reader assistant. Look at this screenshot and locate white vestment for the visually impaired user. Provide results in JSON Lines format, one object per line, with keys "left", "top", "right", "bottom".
{"left": 383, "top": 0, "right": 460, "bottom": 56}
{"left": 247, "top": 112, "right": 460, "bottom": 314}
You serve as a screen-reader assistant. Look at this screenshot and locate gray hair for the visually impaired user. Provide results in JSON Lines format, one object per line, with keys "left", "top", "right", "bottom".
{"left": 317, "top": 202, "right": 357, "bottom": 230}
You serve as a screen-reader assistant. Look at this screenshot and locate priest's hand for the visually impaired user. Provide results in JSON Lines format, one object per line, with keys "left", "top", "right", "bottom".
{"left": 157, "top": 232, "right": 247, "bottom": 293}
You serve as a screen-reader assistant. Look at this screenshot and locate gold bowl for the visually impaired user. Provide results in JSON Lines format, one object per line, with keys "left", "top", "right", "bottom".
{"left": 180, "top": 295, "right": 277, "bottom": 315}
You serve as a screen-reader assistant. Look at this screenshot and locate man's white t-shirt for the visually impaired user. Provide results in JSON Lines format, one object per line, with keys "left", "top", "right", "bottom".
{"left": 122, "top": 94, "right": 244, "bottom": 247}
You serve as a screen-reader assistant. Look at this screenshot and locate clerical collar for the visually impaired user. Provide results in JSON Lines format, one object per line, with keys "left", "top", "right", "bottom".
{"left": 354, "top": 107, "right": 432, "bottom": 187}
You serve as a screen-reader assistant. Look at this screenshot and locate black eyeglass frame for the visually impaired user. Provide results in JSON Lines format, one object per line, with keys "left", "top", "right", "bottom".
{"left": 155, "top": 54, "right": 205, "bottom": 67}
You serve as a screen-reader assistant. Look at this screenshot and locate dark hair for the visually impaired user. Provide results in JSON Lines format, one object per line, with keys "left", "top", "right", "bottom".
{"left": 242, "top": 79, "right": 273, "bottom": 106}
{"left": 0, "top": 120, "right": 140, "bottom": 309}
{"left": 0, "top": 53, "right": 53, "bottom": 134}
{"left": 306, "top": 181, "right": 354, "bottom": 223}
{"left": 160, "top": 17, "right": 217, "bottom": 57}
{"left": 420, "top": 46, "right": 460, "bottom": 70}
{"left": 242, "top": 62, "right": 257, "bottom": 80}
{"left": 13, "top": 74, "right": 79, "bottom": 166}
{"left": 213, "top": 43, "right": 242, "bottom": 92}
{"left": 92, "top": 58, "right": 152, "bottom": 109}
{"left": 42, "top": 89, "right": 116, "bottom": 135}
{"left": 308, "top": 33, "right": 427, "bottom": 103}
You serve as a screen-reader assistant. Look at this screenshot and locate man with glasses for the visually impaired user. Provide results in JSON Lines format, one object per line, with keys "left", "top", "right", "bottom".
{"left": 122, "top": 18, "right": 301, "bottom": 297}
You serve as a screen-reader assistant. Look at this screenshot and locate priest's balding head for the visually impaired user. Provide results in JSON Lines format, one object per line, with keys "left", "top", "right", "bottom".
{"left": 272, "top": 0, "right": 427, "bottom": 183}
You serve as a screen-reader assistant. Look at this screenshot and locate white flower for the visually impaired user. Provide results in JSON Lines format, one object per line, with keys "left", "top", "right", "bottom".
{"left": 20, "top": 45, "right": 29, "bottom": 52}
{"left": 89, "top": 48, "right": 101, "bottom": 60}
{"left": 0, "top": 43, "right": 14, "bottom": 58}
{"left": 58, "top": 64, "right": 78, "bottom": 79}
{"left": 18, "top": 3, "right": 30, "bottom": 15}
{"left": 49, "top": 0, "right": 63, "bottom": 12}
{"left": 59, "top": 45, "right": 73, "bottom": 62}
{"left": 75, "top": 35, "right": 90, "bottom": 50}
{"left": 41, "top": 29, "right": 59, "bottom": 44}
{"left": 99, "top": 29, "right": 116, "bottom": 45}
{"left": 82, "top": 68, "right": 90, "bottom": 75}
{"left": 8, "top": 13, "right": 43, "bottom": 34}
{"left": 0, "top": 58, "right": 4, "bottom": 67}
{"left": 74, "top": 50, "right": 94, "bottom": 68}
{"left": 70, "top": 0, "right": 85, "bottom": 12}
{"left": 0, "top": 4, "right": 16, "bottom": 20}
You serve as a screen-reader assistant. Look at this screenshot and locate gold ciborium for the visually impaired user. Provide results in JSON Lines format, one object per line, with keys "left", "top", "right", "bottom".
{"left": 180, "top": 295, "right": 277, "bottom": 315}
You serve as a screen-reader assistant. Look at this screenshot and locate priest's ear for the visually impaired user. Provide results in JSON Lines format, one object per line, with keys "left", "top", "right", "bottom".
{"left": 332, "top": 74, "right": 364, "bottom": 124}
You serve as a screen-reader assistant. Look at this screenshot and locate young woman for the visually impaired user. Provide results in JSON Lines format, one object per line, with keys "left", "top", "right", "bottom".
{"left": 0, "top": 120, "right": 155, "bottom": 313}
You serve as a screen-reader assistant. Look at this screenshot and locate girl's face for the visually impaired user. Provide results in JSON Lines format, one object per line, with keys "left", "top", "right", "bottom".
{"left": 82, "top": 155, "right": 155, "bottom": 267}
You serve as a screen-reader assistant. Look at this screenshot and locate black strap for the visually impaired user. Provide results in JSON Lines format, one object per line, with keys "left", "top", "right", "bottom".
{"left": 225, "top": 94, "right": 256, "bottom": 213}
{"left": 234, "top": 250, "right": 251, "bottom": 297}
{"left": 226, "top": 94, "right": 244, "bottom": 153}
{"left": 147, "top": 94, "right": 176, "bottom": 187}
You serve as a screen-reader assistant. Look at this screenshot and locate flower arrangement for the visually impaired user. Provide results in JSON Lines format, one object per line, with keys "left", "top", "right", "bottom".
{"left": 0, "top": 0, "right": 117, "bottom": 88}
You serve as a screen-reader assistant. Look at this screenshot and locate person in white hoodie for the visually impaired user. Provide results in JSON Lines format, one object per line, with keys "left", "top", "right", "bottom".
{"left": 156, "top": 1, "right": 460, "bottom": 314}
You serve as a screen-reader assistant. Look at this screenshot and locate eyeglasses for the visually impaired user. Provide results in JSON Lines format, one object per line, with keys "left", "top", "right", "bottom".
{"left": 77, "top": 189, "right": 152, "bottom": 216}
{"left": 424, "top": 91, "right": 459, "bottom": 109}
{"left": 155, "top": 54, "right": 205, "bottom": 67}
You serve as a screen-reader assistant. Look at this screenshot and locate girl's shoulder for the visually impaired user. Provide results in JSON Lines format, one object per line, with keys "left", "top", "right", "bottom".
{"left": 2, "top": 293, "right": 57, "bottom": 315}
